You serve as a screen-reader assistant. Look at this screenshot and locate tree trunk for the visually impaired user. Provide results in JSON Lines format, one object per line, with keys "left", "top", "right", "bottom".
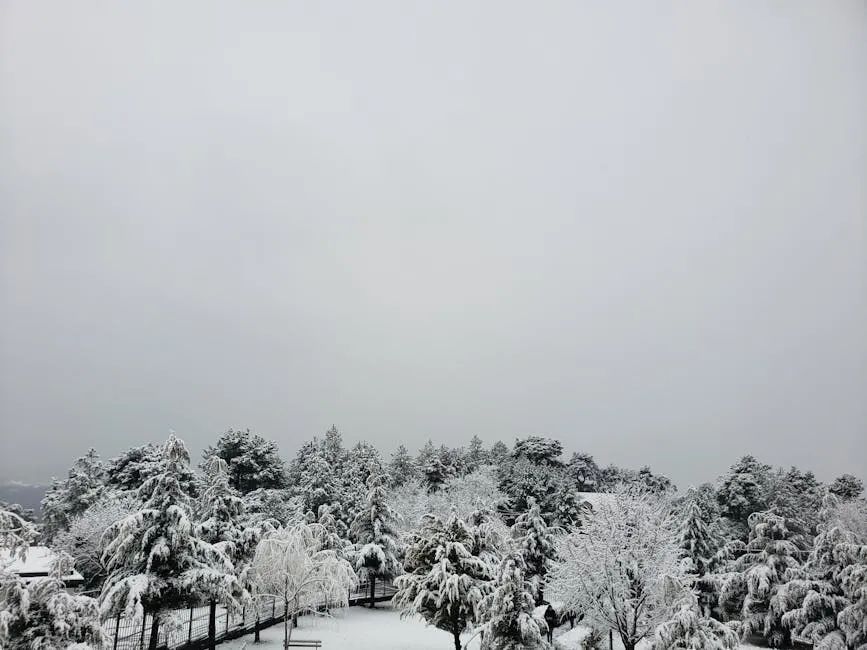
{"left": 148, "top": 614, "right": 160, "bottom": 650}
{"left": 452, "top": 627, "right": 462, "bottom": 650}
{"left": 369, "top": 575, "right": 376, "bottom": 608}
{"left": 208, "top": 599, "right": 217, "bottom": 650}
{"left": 283, "top": 600, "right": 289, "bottom": 650}
{"left": 254, "top": 614, "right": 260, "bottom": 643}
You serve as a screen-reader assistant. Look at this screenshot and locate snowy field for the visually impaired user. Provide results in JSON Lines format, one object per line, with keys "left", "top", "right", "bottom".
{"left": 222, "top": 606, "right": 485, "bottom": 650}
{"left": 222, "top": 607, "right": 768, "bottom": 650}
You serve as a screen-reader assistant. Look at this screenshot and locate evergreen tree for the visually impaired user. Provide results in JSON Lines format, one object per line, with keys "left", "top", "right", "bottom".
{"left": 196, "top": 455, "right": 262, "bottom": 650}
{"left": 104, "top": 443, "right": 161, "bottom": 493}
{"left": 349, "top": 474, "right": 402, "bottom": 607}
{"left": 718, "top": 511, "right": 805, "bottom": 647}
{"left": 776, "top": 493, "right": 867, "bottom": 649}
{"left": 488, "top": 441, "right": 509, "bottom": 465}
{"left": 466, "top": 435, "right": 489, "bottom": 472}
{"left": 769, "top": 466, "right": 824, "bottom": 536}
{"left": 478, "top": 554, "right": 548, "bottom": 650}
{"left": 100, "top": 435, "right": 242, "bottom": 650}
{"left": 388, "top": 444, "right": 417, "bottom": 487}
{"left": 678, "top": 488, "right": 722, "bottom": 616}
{"left": 829, "top": 473, "right": 864, "bottom": 501}
{"left": 512, "top": 436, "right": 563, "bottom": 465}
{"left": 40, "top": 449, "right": 105, "bottom": 540}
{"left": 510, "top": 500, "right": 557, "bottom": 604}
{"left": 203, "top": 428, "right": 288, "bottom": 493}
{"left": 716, "top": 455, "right": 772, "bottom": 532}
{"left": 394, "top": 513, "right": 493, "bottom": 650}
{"left": 652, "top": 592, "right": 738, "bottom": 650}
{"left": 568, "top": 452, "right": 601, "bottom": 492}
{"left": 498, "top": 457, "right": 581, "bottom": 527}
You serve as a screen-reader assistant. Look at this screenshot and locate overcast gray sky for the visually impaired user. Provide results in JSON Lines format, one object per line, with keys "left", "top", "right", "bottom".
{"left": 1, "top": 1, "right": 865, "bottom": 488}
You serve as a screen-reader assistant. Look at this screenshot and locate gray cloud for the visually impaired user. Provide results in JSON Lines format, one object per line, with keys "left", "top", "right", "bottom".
{"left": 1, "top": 1, "right": 865, "bottom": 486}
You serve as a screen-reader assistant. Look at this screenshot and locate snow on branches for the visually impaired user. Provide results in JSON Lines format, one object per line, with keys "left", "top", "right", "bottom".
{"left": 547, "top": 488, "right": 685, "bottom": 650}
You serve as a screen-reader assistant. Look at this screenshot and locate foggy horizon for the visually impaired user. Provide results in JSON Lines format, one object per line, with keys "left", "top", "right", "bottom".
{"left": 2, "top": 1, "right": 866, "bottom": 489}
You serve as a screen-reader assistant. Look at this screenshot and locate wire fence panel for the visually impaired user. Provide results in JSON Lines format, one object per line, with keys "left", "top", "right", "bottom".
{"left": 95, "top": 580, "right": 396, "bottom": 650}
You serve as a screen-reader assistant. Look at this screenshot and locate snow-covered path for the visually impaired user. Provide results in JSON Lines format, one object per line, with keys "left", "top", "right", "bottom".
{"left": 222, "top": 606, "right": 483, "bottom": 650}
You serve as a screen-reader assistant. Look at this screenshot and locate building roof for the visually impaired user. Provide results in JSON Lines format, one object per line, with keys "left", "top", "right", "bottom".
{"left": 1, "top": 546, "right": 85, "bottom": 585}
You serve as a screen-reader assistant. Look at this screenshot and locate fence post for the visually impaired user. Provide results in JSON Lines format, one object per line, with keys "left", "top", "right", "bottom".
{"left": 187, "top": 606, "right": 193, "bottom": 645}
{"left": 272, "top": 597, "right": 276, "bottom": 620}
{"left": 226, "top": 607, "right": 230, "bottom": 635}
{"left": 609, "top": 629, "right": 613, "bottom": 650}
{"left": 139, "top": 614, "right": 147, "bottom": 650}
{"left": 113, "top": 614, "right": 121, "bottom": 650}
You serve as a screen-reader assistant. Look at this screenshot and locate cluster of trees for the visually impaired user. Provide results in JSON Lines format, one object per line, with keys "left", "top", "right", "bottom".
{"left": 1, "top": 429, "right": 865, "bottom": 650}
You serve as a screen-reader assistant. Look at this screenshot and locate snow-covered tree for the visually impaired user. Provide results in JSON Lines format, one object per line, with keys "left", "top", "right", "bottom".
{"left": 389, "top": 444, "right": 418, "bottom": 487}
{"left": 489, "top": 441, "right": 509, "bottom": 465}
{"left": 349, "top": 474, "right": 402, "bottom": 607}
{"left": 203, "top": 428, "right": 288, "bottom": 493}
{"left": 510, "top": 500, "right": 557, "bottom": 604}
{"left": 104, "top": 443, "right": 162, "bottom": 494}
{"left": 568, "top": 452, "right": 601, "bottom": 492}
{"left": 718, "top": 511, "right": 805, "bottom": 647}
{"left": 678, "top": 487, "right": 723, "bottom": 616}
{"left": 394, "top": 513, "right": 494, "bottom": 650}
{"left": 716, "top": 455, "right": 772, "bottom": 532}
{"left": 1, "top": 551, "right": 105, "bottom": 649}
{"left": 0, "top": 508, "right": 37, "bottom": 560}
{"left": 40, "top": 448, "right": 106, "bottom": 540}
{"left": 466, "top": 436, "right": 489, "bottom": 473}
{"left": 100, "top": 434, "right": 242, "bottom": 650}
{"left": 769, "top": 466, "right": 824, "bottom": 537}
{"left": 242, "top": 488, "right": 302, "bottom": 528}
{"left": 512, "top": 436, "right": 563, "bottom": 465}
{"left": 652, "top": 592, "right": 738, "bottom": 650}
{"left": 196, "top": 455, "right": 266, "bottom": 649}
{"left": 250, "top": 523, "right": 357, "bottom": 648}
{"left": 477, "top": 553, "right": 549, "bottom": 650}
{"left": 54, "top": 496, "right": 136, "bottom": 590}
{"left": 547, "top": 489, "right": 685, "bottom": 650}
{"left": 391, "top": 468, "right": 507, "bottom": 539}
{"left": 775, "top": 493, "right": 867, "bottom": 649}
{"left": 829, "top": 473, "right": 864, "bottom": 501}
{"left": 498, "top": 457, "right": 581, "bottom": 527}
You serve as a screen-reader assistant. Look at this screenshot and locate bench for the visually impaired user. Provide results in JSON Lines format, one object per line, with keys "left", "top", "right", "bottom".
{"left": 286, "top": 640, "right": 322, "bottom": 648}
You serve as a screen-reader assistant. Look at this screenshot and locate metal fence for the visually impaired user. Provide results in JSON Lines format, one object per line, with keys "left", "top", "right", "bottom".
{"left": 97, "top": 580, "right": 397, "bottom": 650}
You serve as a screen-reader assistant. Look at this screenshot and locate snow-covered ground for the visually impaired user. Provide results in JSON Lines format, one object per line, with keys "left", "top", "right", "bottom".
{"left": 222, "top": 606, "right": 485, "bottom": 650}
{"left": 223, "top": 608, "right": 769, "bottom": 650}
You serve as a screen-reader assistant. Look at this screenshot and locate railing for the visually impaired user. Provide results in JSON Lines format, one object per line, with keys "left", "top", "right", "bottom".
{"left": 97, "top": 580, "right": 397, "bottom": 650}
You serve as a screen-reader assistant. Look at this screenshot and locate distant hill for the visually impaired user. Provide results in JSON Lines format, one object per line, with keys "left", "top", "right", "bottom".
{"left": 0, "top": 482, "right": 47, "bottom": 520}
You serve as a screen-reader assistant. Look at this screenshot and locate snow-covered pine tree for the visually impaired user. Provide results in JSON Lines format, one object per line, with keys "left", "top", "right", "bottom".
{"left": 104, "top": 443, "right": 162, "bottom": 494}
{"left": 100, "top": 434, "right": 242, "bottom": 650}
{"left": 466, "top": 435, "right": 489, "bottom": 473}
{"left": 568, "top": 452, "right": 601, "bottom": 492}
{"left": 716, "top": 455, "right": 773, "bottom": 533}
{"left": 389, "top": 444, "right": 418, "bottom": 487}
{"left": 394, "top": 513, "right": 493, "bottom": 650}
{"left": 196, "top": 455, "right": 264, "bottom": 650}
{"left": 678, "top": 487, "right": 722, "bottom": 616}
{"left": 203, "top": 428, "right": 288, "bottom": 493}
{"left": 477, "top": 553, "right": 548, "bottom": 650}
{"left": 775, "top": 493, "right": 867, "bottom": 649}
{"left": 718, "top": 511, "right": 805, "bottom": 647}
{"left": 349, "top": 473, "right": 402, "bottom": 607}
{"left": 828, "top": 474, "right": 864, "bottom": 501}
{"left": 40, "top": 448, "right": 106, "bottom": 540}
{"left": 512, "top": 436, "right": 563, "bottom": 466}
{"left": 1, "top": 551, "right": 105, "bottom": 649}
{"left": 510, "top": 499, "right": 557, "bottom": 604}
{"left": 489, "top": 441, "right": 509, "bottom": 465}
{"left": 652, "top": 591, "right": 738, "bottom": 650}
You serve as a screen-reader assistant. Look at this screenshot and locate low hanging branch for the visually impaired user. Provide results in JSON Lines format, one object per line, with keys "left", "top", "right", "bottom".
{"left": 251, "top": 523, "right": 358, "bottom": 648}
